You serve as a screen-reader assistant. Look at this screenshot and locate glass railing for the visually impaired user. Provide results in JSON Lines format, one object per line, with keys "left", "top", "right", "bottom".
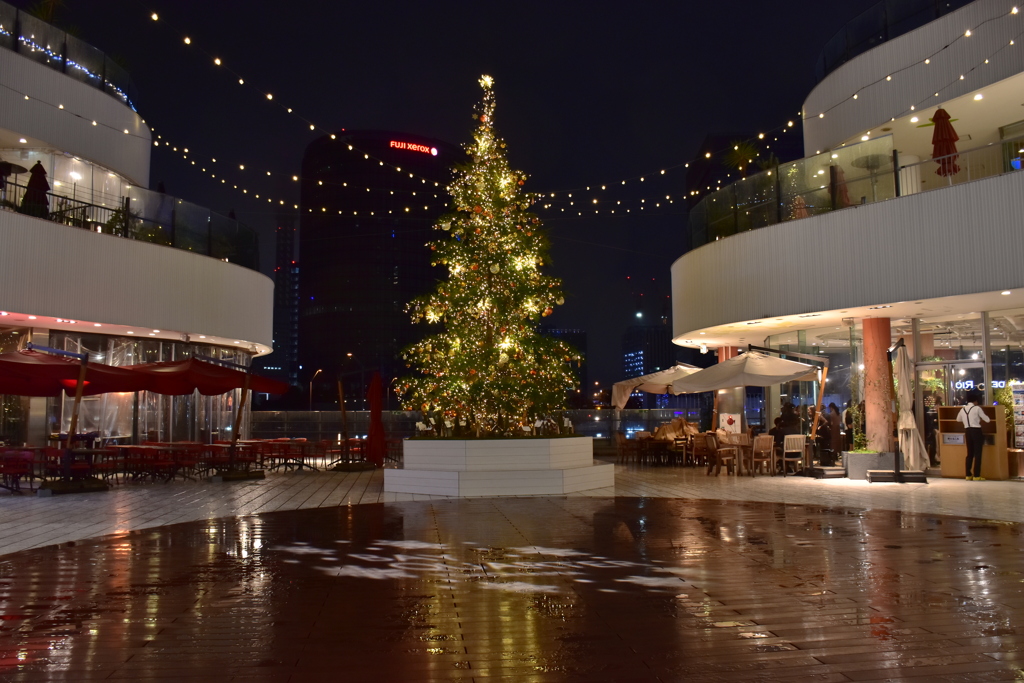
{"left": 1, "top": 181, "right": 259, "bottom": 270}
{"left": 690, "top": 135, "right": 1024, "bottom": 250}
{"left": 814, "top": 0, "right": 974, "bottom": 83}
{"left": 0, "top": 1, "right": 138, "bottom": 110}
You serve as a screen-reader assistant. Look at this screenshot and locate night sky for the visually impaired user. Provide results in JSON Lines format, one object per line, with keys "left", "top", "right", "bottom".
{"left": 15, "top": 0, "right": 879, "bottom": 385}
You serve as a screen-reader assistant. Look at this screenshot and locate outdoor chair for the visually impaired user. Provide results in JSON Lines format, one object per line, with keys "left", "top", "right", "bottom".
{"left": 749, "top": 434, "right": 775, "bottom": 476}
{"left": 1, "top": 450, "right": 35, "bottom": 492}
{"left": 780, "top": 434, "right": 807, "bottom": 476}
{"left": 725, "top": 432, "right": 752, "bottom": 474}
{"left": 614, "top": 431, "right": 639, "bottom": 464}
{"left": 705, "top": 433, "right": 737, "bottom": 476}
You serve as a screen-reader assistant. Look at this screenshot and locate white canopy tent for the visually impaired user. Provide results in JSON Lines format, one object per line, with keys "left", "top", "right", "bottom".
{"left": 611, "top": 364, "right": 701, "bottom": 410}
{"left": 670, "top": 351, "right": 819, "bottom": 394}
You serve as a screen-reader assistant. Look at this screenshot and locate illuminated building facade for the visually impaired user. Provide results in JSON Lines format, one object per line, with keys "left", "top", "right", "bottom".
{"left": 299, "top": 130, "right": 460, "bottom": 408}
{"left": 0, "top": 4, "right": 272, "bottom": 445}
{"left": 674, "top": 0, "right": 1024, "bottom": 469}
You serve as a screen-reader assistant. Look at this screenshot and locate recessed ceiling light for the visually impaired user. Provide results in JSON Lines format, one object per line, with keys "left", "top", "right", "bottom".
{"left": 27, "top": 315, "right": 36, "bottom": 319}
{"left": 199, "top": 335, "right": 206, "bottom": 339}
{"left": 152, "top": 330, "right": 160, "bottom": 333}
{"left": 127, "top": 331, "right": 134, "bottom": 334}
{"left": 18, "top": 138, "right": 26, "bottom": 143}
{"left": 1002, "top": 290, "right": 1011, "bottom": 295}
{"left": 94, "top": 323, "right": 101, "bottom": 326}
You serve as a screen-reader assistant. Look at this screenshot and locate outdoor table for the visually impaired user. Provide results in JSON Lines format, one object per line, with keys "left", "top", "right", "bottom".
{"left": 207, "top": 443, "right": 260, "bottom": 473}
{"left": 266, "top": 441, "right": 321, "bottom": 472}
{"left": 66, "top": 448, "right": 114, "bottom": 480}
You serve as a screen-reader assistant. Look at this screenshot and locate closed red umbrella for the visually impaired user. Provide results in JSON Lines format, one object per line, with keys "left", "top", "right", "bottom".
{"left": 364, "top": 371, "right": 386, "bottom": 467}
{"left": 0, "top": 349, "right": 147, "bottom": 396}
{"left": 931, "top": 108, "right": 960, "bottom": 177}
{"left": 121, "top": 358, "right": 288, "bottom": 395}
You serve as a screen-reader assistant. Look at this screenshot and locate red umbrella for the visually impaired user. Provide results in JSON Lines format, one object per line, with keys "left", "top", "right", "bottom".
{"left": 0, "top": 350, "right": 148, "bottom": 396}
{"left": 121, "top": 358, "right": 288, "bottom": 396}
{"left": 364, "top": 371, "right": 386, "bottom": 467}
{"left": 931, "top": 108, "right": 960, "bottom": 177}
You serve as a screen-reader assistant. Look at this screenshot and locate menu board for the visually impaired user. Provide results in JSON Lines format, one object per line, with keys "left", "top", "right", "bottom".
{"left": 1012, "top": 385, "right": 1024, "bottom": 449}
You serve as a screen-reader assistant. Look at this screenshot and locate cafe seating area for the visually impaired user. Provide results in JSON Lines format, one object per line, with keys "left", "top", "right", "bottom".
{"left": 0, "top": 436, "right": 402, "bottom": 494}
{"left": 615, "top": 417, "right": 815, "bottom": 477}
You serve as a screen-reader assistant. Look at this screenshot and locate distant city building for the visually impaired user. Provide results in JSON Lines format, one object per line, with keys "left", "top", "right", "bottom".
{"left": 254, "top": 220, "right": 300, "bottom": 389}
{"left": 622, "top": 325, "right": 677, "bottom": 408}
{"left": 299, "top": 130, "right": 461, "bottom": 409}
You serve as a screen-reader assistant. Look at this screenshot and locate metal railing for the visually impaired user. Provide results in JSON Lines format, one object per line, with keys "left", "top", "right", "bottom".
{"left": 814, "top": 0, "right": 974, "bottom": 83}
{"left": 0, "top": 1, "right": 139, "bottom": 110}
{"left": 251, "top": 409, "right": 709, "bottom": 443}
{"left": 690, "top": 136, "right": 1024, "bottom": 250}
{"left": 2, "top": 180, "right": 260, "bottom": 270}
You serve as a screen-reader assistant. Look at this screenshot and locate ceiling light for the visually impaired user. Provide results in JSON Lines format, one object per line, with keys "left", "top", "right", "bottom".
{"left": 910, "top": 116, "right": 919, "bottom": 123}
{"left": 1002, "top": 290, "right": 1011, "bottom": 295}
{"left": 974, "top": 93, "right": 983, "bottom": 100}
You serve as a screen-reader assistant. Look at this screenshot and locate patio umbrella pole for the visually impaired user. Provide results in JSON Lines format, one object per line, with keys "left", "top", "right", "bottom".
{"left": 66, "top": 359, "right": 88, "bottom": 449}
{"left": 229, "top": 373, "right": 251, "bottom": 471}
{"left": 338, "top": 379, "right": 349, "bottom": 460}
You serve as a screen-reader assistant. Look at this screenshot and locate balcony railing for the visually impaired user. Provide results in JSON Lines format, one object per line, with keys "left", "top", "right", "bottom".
{"left": 1, "top": 181, "right": 259, "bottom": 270}
{"left": 0, "top": 1, "right": 138, "bottom": 110}
{"left": 814, "top": 0, "right": 974, "bottom": 83}
{"left": 689, "top": 135, "right": 1024, "bottom": 250}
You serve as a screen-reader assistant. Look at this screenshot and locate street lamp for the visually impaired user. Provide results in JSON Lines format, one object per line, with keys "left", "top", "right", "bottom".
{"left": 309, "top": 368, "right": 322, "bottom": 411}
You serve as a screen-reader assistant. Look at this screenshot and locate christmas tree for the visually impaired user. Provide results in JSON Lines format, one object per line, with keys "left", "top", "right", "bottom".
{"left": 399, "top": 75, "right": 580, "bottom": 436}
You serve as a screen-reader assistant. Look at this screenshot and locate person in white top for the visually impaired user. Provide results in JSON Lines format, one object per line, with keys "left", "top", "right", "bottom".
{"left": 956, "top": 390, "right": 991, "bottom": 480}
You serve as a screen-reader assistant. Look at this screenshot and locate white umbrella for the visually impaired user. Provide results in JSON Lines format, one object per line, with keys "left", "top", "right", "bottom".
{"left": 894, "top": 344, "right": 929, "bottom": 471}
{"left": 611, "top": 363, "right": 701, "bottom": 409}
{"left": 671, "top": 351, "right": 818, "bottom": 394}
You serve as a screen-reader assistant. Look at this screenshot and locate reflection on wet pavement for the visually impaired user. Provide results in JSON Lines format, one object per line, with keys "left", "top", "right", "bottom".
{"left": 3, "top": 497, "right": 1024, "bottom": 681}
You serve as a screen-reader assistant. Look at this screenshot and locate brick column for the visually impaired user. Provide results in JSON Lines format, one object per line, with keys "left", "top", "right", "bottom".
{"left": 862, "top": 318, "right": 893, "bottom": 453}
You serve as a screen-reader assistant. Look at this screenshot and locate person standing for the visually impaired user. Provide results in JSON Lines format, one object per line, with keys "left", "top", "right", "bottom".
{"left": 957, "top": 390, "right": 990, "bottom": 480}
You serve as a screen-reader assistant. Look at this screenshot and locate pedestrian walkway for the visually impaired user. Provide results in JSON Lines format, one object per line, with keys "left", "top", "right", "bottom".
{"left": 2, "top": 458, "right": 1022, "bottom": 557}
{"left": 4, "top": 494, "right": 1024, "bottom": 681}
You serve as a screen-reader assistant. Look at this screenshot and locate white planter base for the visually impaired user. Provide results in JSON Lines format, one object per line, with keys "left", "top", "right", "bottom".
{"left": 385, "top": 436, "right": 613, "bottom": 497}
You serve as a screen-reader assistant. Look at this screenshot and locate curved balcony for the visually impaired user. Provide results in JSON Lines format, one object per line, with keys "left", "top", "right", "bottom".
{"left": 1, "top": 180, "right": 259, "bottom": 271}
{"left": 0, "top": 206, "right": 272, "bottom": 352}
{"left": 689, "top": 130, "right": 1023, "bottom": 250}
{"left": 814, "top": 0, "right": 973, "bottom": 83}
{"left": 0, "top": 2, "right": 138, "bottom": 110}
{"left": 673, "top": 168, "right": 1024, "bottom": 348}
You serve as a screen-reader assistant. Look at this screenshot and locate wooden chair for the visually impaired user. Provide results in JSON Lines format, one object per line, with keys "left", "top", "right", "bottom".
{"left": 725, "top": 432, "right": 752, "bottom": 474}
{"left": 781, "top": 434, "right": 807, "bottom": 476}
{"left": 705, "top": 433, "right": 737, "bottom": 476}
{"left": 689, "top": 432, "right": 711, "bottom": 468}
{"left": 614, "top": 431, "right": 639, "bottom": 464}
{"left": 749, "top": 435, "right": 775, "bottom": 476}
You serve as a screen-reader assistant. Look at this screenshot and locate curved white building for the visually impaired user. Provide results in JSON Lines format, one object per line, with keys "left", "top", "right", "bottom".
{"left": 673, "top": 0, "right": 1024, "bottom": 475}
{"left": 0, "top": 4, "right": 272, "bottom": 445}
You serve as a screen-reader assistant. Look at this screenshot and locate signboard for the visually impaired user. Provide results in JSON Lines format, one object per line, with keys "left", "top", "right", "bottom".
{"left": 942, "top": 433, "right": 965, "bottom": 446}
{"left": 1013, "top": 385, "right": 1024, "bottom": 449}
{"left": 389, "top": 140, "right": 438, "bottom": 156}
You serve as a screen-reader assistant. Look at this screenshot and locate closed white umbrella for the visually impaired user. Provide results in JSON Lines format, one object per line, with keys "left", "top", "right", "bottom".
{"left": 611, "top": 363, "right": 701, "bottom": 409}
{"left": 671, "top": 351, "right": 818, "bottom": 394}
{"left": 894, "top": 344, "right": 929, "bottom": 471}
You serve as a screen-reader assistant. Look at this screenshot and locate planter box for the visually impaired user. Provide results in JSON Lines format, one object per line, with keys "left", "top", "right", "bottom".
{"left": 385, "top": 436, "right": 613, "bottom": 497}
{"left": 844, "top": 451, "right": 903, "bottom": 480}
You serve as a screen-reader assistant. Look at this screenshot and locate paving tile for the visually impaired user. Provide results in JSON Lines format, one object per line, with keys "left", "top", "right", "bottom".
{"left": 2, "top": 462, "right": 1024, "bottom": 680}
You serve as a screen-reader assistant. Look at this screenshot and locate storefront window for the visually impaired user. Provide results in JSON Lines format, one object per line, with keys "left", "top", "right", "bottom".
{"left": 0, "top": 326, "right": 30, "bottom": 445}
{"left": 49, "top": 332, "right": 252, "bottom": 443}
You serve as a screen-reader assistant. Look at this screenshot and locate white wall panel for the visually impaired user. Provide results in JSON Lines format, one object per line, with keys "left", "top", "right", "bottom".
{"left": 672, "top": 171, "right": 1024, "bottom": 338}
{"left": 0, "top": 211, "right": 272, "bottom": 347}
{"left": 803, "top": 0, "right": 1024, "bottom": 154}
{"left": 0, "top": 49, "right": 150, "bottom": 185}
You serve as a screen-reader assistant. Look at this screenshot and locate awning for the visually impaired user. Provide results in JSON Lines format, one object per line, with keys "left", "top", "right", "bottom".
{"left": 671, "top": 351, "right": 818, "bottom": 394}
{"left": 0, "top": 349, "right": 148, "bottom": 396}
{"left": 611, "top": 363, "right": 701, "bottom": 409}
{"left": 120, "top": 358, "right": 289, "bottom": 396}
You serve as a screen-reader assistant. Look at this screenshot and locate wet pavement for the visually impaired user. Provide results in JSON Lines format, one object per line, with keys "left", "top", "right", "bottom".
{"left": 4, "top": 497, "right": 1024, "bottom": 681}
